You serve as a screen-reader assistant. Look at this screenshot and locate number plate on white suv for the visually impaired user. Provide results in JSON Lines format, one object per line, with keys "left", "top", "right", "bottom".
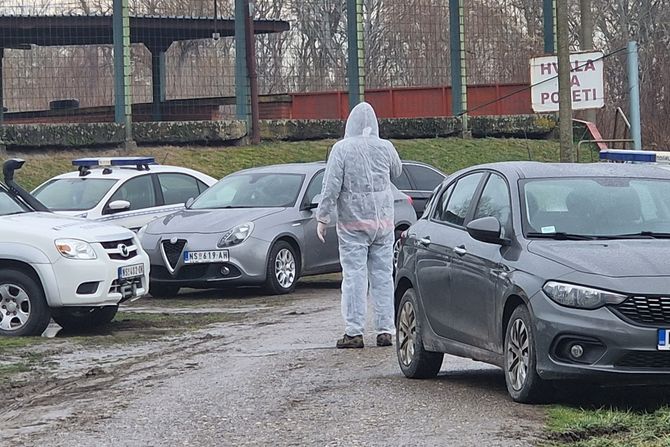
{"left": 183, "top": 250, "right": 229, "bottom": 264}
{"left": 118, "top": 263, "right": 145, "bottom": 280}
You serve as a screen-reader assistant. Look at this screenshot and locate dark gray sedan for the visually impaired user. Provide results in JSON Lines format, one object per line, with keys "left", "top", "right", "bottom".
{"left": 139, "top": 162, "right": 416, "bottom": 296}
{"left": 395, "top": 162, "right": 670, "bottom": 403}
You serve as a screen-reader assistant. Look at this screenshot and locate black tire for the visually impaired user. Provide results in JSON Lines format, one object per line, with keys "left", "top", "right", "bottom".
{"left": 396, "top": 289, "right": 444, "bottom": 379}
{"left": 149, "top": 284, "right": 180, "bottom": 298}
{"left": 51, "top": 305, "right": 119, "bottom": 331}
{"left": 504, "top": 305, "right": 551, "bottom": 403}
{"left": 264, "top": 241, "right": 299, "bottom": 295}
{"left": 0, "top": 269, "right": 51, "bottom": 337}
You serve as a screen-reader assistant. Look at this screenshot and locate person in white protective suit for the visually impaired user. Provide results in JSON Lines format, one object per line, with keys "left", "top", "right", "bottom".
{"left": 316, "top": 102, "right": 402, "bottom": 349}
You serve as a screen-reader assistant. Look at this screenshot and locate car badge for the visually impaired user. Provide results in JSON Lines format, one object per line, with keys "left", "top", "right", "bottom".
{"left": 170, "top": 237, "right": 178, "bottom": 244}
{"left": 118, "top": 244, "right": 130, "bottom": 258}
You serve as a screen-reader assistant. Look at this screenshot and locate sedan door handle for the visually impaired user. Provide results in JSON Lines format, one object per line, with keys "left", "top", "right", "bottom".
{"left": 419, "top": 237, "right": 431, "bottom": 246}
{"left": 454, "top": 245, "right": 467, "bottom": 256}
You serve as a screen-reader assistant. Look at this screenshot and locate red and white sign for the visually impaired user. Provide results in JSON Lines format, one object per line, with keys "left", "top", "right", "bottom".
{"left": 530, "top": 51, "right": 605, "bottom": 112}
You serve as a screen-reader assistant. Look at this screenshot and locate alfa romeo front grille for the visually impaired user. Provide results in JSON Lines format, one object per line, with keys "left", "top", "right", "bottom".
{"left": 100, "top": 238, "right": 138, "bottom": 261}
{"left": 161, "top": 239, "right": 186, "bottom": 270}
{"left": 613, "top": 296, "right": 670, "bottom": 326}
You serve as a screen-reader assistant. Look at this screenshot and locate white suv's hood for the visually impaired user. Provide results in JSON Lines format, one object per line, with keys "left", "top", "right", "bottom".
{"left": 0, "top": 212, "right": 131, "bottom": 242}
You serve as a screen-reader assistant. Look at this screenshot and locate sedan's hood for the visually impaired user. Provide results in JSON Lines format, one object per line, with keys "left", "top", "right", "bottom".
{"left": 0, "top": 212, "right": 132, "bottom": 241}
{"left": 146, "top": 207, "right": 285, "bottom": 235}
{"left": 527, "top": 239, "right": 670, "bottom": 278}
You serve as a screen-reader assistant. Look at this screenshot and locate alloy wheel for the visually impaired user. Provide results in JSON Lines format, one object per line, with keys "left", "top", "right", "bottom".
{"left": 274, "top": 248, "right": 296, "bottom": 289}
{"left": 393, "top": 238, "right": 402, "bottom": 270}
{"left": 506, "top": 318, "right": 530, "bottom": 391}
{"left": 398, "top": 300, "right": 417, "bottom": 366}
{"left": 0, "top": 283, "right": 31, "bottom": 331}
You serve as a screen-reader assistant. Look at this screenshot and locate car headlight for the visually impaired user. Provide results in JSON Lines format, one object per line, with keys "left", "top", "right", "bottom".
{"left": 55, "top": 239, "right": 97, "bottom": 260}
{"left": 543, "top": 281, "right": 627, "bottom": 309}
{"left": 218, "top": 222, "right": 254, "bottom": 248}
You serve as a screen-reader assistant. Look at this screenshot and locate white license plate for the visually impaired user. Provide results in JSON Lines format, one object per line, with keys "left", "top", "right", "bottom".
{"left": 183, "top": 250, "right": 229, "bottom": 264}
{"left": 658, "top": 329, "right": 670, "bottom": 351}
{"left": 118, "top": 263, "right": 145, "bottom": 280}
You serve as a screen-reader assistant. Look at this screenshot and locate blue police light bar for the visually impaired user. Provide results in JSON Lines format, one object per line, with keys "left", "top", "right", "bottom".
{"left": 599, "top": 150, "right": 656, "bottom": 163}
{"left": 72, "top": 157, "right": 156, "bottom": 168}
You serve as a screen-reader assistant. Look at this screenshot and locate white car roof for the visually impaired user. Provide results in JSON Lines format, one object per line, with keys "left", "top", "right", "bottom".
{"left": 46, "top": 164, "right": 217, "bottom": 183}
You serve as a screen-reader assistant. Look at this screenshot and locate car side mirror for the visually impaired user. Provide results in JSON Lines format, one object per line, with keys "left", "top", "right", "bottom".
{"left": 185, "top": 197, "right": 195, "bottom": 208}
{"left": 466, "top": 216, "right": 507, "bottom": 245}
{"left": 108, "top": 200, "right": 131, "bottom": 213}
{"left": 305, "top": 193, "right": 322, "bottom": 211}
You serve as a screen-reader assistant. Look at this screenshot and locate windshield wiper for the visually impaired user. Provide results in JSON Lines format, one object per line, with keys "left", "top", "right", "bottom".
{"left": 608, "top": 231, "right": 670, "bottom": 239}
{"left": 526, "top": 232, "right": 597, "bottom": 241}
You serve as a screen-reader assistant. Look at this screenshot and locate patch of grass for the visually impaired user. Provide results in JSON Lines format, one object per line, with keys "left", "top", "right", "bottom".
{"left": 8, "top": 137, "right": 587, "bottom": 191}
{"left": 0, "top": 336, "right": 44, "bottom": 353}
{"left": 543, "top": 406, "right": 670, "bottom": 447}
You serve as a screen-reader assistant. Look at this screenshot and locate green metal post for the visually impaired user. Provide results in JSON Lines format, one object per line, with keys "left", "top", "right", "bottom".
{"left": 347, "top": 0, "right": 365, "bottom": 110}
{"left": 0, "top": 48, "right": 4, "bottom": 125}
{"left": 235, "top": 0, "right": 250, "bottom": 120}
{"left": 150, "top": 48, "right": 167, "bottom": 121}
{"left": 449, "top": 0, "right": 467, "bottom": 132}
{"left": 543, "top": 0, "right": 556, "bottom": 53}
{"left": 113, "top": 0, "right": 133, "bottom": 143}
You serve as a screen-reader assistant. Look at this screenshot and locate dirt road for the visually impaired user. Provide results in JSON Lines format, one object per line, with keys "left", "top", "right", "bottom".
{"left": 2, "top": 280, "right": 544, "bottom": 447}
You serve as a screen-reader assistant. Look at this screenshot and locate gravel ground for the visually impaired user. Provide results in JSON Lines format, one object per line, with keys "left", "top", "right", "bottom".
{"left": 5, "top": 282, "right": 545, "bottom": 447}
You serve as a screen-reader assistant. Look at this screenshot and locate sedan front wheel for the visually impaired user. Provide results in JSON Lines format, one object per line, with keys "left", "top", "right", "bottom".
{"left": 504, "top": 305, "right": 550, "bottom": 403}
{"left": 264, "top": 241, "right": 299, "bottom": 295}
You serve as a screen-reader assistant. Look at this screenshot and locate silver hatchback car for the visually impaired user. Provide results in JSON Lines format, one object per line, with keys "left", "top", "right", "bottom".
{"left": 139, "top": 162, "right": 416, "bottom": 296}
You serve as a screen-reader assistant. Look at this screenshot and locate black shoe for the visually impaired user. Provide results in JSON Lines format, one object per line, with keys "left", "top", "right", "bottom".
{"left": 377, "top": 333, "right": 393, "bottom": 347}
{"left": 336, "top": 334, "right": 364, "bottom": 349}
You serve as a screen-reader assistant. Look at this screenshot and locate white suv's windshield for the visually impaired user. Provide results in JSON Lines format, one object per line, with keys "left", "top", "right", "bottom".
{"left": 522, "top": 177, "right": 670, "bottom": 238}
{"left": 33, "top": 178, "right": 117, "bottom": 211}
{"left": 190, "top": 173, "right": 304, "bottom": 209}
{"left": 0, "top": 189, "right": 29, "bottom": 216}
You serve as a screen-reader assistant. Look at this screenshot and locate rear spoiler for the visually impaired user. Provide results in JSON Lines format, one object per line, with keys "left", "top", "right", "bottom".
{"left": 2, "top": 159, "right": 50, "bottom": 212}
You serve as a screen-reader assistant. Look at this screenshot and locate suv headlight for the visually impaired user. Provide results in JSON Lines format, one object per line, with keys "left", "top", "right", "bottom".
{"left": 218, "top": 222, "right": 254, "bottom": 248}
{"left": 55, "top": 239, "right": 97, "bottom": 260}
{"left": 543, "top": 281, "right": 627, "bottom": 309}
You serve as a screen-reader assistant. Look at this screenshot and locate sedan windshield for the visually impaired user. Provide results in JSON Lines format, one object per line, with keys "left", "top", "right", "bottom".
{"left": 0, "top": 189, "right": 29, "bottom": 216}
{"left": 190, "top": 173, "right": 304, "bottom": 209}
{"left": 33, "top": 178, "right": 117, "bottom": 211}
{"left": 522, "top": 177, "right": 670, "bottom": 238}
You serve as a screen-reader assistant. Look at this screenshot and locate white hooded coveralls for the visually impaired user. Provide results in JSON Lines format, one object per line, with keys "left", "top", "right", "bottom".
{"left": 316, "top": 102, "right": 402, "bottom": 336}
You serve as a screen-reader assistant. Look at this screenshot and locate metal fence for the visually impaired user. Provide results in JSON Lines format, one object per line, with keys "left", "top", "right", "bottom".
{"left": 0, "top": 0, "right": 667, "bottom": 146}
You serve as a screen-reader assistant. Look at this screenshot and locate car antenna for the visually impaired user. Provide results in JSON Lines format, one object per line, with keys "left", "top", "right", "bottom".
{"left": 162, "top": 153, "right": 169, "bottom": 165}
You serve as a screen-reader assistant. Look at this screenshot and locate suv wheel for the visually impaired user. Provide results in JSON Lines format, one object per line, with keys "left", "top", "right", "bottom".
{"left": 396, "top": 288, "right": 443, "bottom": 378}
{"left": 504, "top": 305, "right": 550, "bottom": 403}
{"left": 0, "top": 269, "right": 50, "bottom": 336}
{"left": 51, "top": 306, "right": 119, "bottom": 331}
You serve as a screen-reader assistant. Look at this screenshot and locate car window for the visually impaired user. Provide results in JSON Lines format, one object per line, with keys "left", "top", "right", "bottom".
{"left": 33, "top": 178, "right": 117, "bottom": 211}
{"left": 523, "top": 177, "right": 670, "bottom": 236}
{"left": 191, "top": 173, "right": 305, "bottom": 209}
{"left": 304, "top": 171, "right": 325, "bottom": 206}
{"left": 392, "top": 170, "right": 413, "bottom": 190}
{"left": 108, "top": 175, "right": 156, "bottom": 211}
{"left": 158, "top": 173, "right": 202, "bottom": 206}
{"left": 197, "top": 179, "right": 208, "bottom": 194}
{"left": 433, "top": 183, "right": 455, "bottom": 221}
{"left": 437, "top": 173, "right": 485, "bottom": 226}
{"left": 474, "top": 174, "right": 512, "bottom": 236}
{"left": 405, "top": 164, "right": 445, "bottom": 191}
{"left": 0, "top": 190, "right": 28, "bottom": 215}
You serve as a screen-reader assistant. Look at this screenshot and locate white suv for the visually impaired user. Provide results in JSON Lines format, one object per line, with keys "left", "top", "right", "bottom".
{"left": 1, "top": 159, "right": 150, "bottom": 336}
{"left": 32, "top": 157, "right": 217, "bottom": 231}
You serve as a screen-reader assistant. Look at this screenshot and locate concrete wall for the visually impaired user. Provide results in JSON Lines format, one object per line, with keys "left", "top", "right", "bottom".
{"left": 0, "top": 115, "right": 558, "bottom": 150}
